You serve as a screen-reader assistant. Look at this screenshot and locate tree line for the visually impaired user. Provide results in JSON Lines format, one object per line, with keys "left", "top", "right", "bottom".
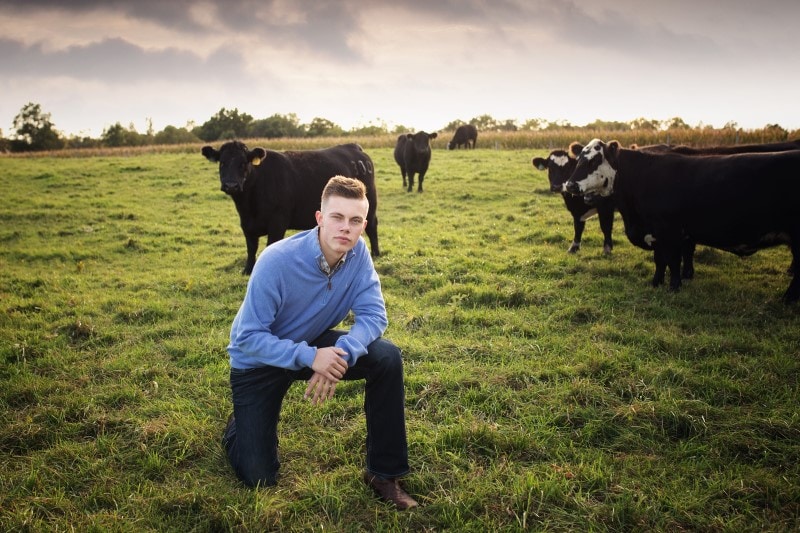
{"left": 1, "top": 102, "right": 796, "bottom": 153}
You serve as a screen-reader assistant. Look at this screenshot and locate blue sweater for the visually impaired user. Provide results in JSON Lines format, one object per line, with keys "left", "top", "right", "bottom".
{"left": 227, "top": 228, "right": 388, "bottom": 370}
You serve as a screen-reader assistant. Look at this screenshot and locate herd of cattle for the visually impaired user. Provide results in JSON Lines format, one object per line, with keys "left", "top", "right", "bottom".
{"left": 202, "top": 130, "right": 800, "bottom": 303}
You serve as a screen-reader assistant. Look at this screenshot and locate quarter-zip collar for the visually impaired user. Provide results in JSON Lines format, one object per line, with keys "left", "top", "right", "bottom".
{"left": 316, "top": 227, "right": 347, "bottom": 289}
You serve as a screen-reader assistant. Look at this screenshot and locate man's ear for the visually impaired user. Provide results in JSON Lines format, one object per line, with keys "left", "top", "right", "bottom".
{"left": 315, "top": 210, "right": 323, "bottom": 225}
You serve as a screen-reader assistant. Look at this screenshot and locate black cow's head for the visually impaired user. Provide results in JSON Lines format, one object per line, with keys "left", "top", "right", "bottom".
{"left": 532, "top": 148, "right": 578, "bottom": 193}
{"left": 407, "top": 131, "right": 437, "bottom": 152}
{"left": 202, "top": 141, "right": 267, "bottom": 194}
{"left": 565, "top": 139, "right": 620, "bottom": 197}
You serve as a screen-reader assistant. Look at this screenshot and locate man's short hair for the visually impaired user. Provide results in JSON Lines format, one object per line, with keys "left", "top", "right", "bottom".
{"left": 321, "top": 176, "right": 367, "bottom": 206}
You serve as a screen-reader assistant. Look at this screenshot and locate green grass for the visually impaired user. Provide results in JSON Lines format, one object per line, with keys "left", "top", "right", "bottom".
{"left": 1, "top": 147, "right": 799, "bottom": 531}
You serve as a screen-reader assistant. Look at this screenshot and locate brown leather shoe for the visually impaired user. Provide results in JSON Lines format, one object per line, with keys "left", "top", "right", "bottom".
{"left": 363, "top": 472, "right": 419, "bottom": 510}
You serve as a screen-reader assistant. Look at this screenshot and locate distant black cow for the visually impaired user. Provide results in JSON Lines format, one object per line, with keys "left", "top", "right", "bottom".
{"left": 532, "top": 147, "right": 615, "bottom": 254}
{"left": 202, "top": 141, "right": 380, "bottom": 275}
{"left": 447, "top": 125, "right": 478, "bottom": 150}
{"left": 565, "top": 139, "right": 800, "bottom": 302}
{"left": 394, "top": 131, "right": 437, "bottom": 192}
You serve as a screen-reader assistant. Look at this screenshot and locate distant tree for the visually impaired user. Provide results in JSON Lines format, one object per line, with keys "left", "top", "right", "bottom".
{"left": 629, "top": 117, "right": 661, "bottom": 131}
{"left": 496, "top": 119, "right": 518, "bottom": 132}
{"left": 247, "top": 113, "right": 305, "bottom": 138}
{"left": 10, "top": 102, "right": 64, "bottom": 151}
{"left": 153, "top": 125, "right": 200, "bottom": 145}
{"left": 101, "top": 123, "right": 126, "bottom": 147}
{"left": 543, "top": 119, "right": 576, "bottom": 131}
{"left": 101, "top": 122, "right": 147, "bottom": 147}
{"left": 350, "top": 120, "right": 389, "bottom": 136}
{"left": 762, "top": 123, "right": 788, "bottom": 140}
{"left": 665, "top": 117, "right": 691, "bottom": 130}
{"left": 196, "top": 108, "right": 253, "bottom": 141}
{"left": 469, "top": 114, "right": 498, "bottom": 131}
{"left": 64, "top": 135, "right": 101, "bottom": 149}
{"left": 306, "top": 117, "right": 343, "bottom": 137}
{"left": 520, "top": 118, "right": 546, "bottom": 131}
{"left": 443, "top": 119, "right": 467, "bottom": 131}
{"left": 585, "top": 119, "right": 630, "bottom": 131}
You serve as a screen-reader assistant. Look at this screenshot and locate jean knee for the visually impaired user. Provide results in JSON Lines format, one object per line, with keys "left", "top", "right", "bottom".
{"left": 370, "top": 338, "right": 403, "bottom": 370}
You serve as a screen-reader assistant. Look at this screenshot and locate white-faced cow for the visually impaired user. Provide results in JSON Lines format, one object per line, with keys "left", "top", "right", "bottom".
{"left": 565, "top": 139, "right": 800, "bottom": 302}
{"left": 447, "top": 124, "right": 478, "bottom": 150}
{"left": 532, "top": 147, "right": 615, "bottom": 254}
{"left": 202, "top": 141, "right": 380, "bottom": 275}
{"left": 394, "top": 131, "right": 437, "bottom": 192}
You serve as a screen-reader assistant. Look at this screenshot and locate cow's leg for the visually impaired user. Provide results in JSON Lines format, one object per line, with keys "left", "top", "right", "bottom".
{"left": 783, "top": 240, "right": 800, "bottom": 303}
{"left": 569, "top": 217, "right": 585, "bottom": 253}
{"left": 665, "top": 244, "right": 684, "bottom": 292}
{"left": 243, "top": 233, "right": 259, "bottom": 275}
{"left": 597, "top": 207, "right": 614, "bottom": 255}
{"left": 651, "top": 247, "right": 667, "bottom": 287}
{"left": 681, "top": 238, "right": 696, "bottom": 279}
{"left": 401, "top": 169, "right": 407, "bottom": 189}
{"left": 417, "top": 171, "right": 425, "bottom": 193}
{"left": 406, "top": 172, "right": 414, "bottom": 193}
{"left": 365, "top": 216, "right": 380, "bottom": 257}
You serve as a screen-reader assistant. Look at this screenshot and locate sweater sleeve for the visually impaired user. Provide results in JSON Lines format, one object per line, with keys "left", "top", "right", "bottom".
{"left": 228, "top": 252, "right": 318, "bottom": 370}
{"left": 334, "top": 254, "right": 388, "bottom": 366}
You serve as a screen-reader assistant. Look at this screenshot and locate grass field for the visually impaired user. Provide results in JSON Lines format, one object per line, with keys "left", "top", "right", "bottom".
{"left": 1, "top": 145, "right": 799, "bottom": 531}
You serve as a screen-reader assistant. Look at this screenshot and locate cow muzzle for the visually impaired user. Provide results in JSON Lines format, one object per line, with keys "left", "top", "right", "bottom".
{"left": 565, "top": 181, "right": 581, "bottom": 195}
{"left": 221, "top": 182, "right": 241, "bottom": 194}
{"left": 584, "top": 193, "right": 601, "bottom": 206}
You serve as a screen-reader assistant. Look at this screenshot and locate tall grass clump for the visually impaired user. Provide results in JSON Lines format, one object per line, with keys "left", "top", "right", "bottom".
{"left": 1, "top": 146, "right": 799, "bottom": 531}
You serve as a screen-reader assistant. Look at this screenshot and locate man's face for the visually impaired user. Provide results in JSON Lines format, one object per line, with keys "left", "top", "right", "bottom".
{"left": 315, "top": 195, "right": 369, "bottom": 260}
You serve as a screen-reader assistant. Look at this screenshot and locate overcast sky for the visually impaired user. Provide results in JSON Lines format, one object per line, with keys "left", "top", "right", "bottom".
{"left": 1, "top": 0, "right": 798, "bottom": 138}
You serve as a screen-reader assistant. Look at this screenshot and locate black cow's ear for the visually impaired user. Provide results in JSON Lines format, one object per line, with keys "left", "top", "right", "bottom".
{"left": 249, "top": 148, "right": 267, "bottom": 166}
{"left": 201, "top": 146, "right": 220, "bottom": 162}
{"left": 607, "top": 140, "right": 621, "bottom": 163}
{"left": 430, "top": 132, "right": 438, "bottom": 139}
{"left": 532, "top": 157, "right": 548, "bottom": 170}
{"left": 568, "top": 141, "right": 583, "bottom": 158}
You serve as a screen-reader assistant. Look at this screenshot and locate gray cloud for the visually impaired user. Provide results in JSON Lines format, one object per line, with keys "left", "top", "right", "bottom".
{"left": 0, "top": 0, "right": 209, "bottom": 32}
{"left": 529, "top": 1, "right": 724, "bottom": 64}
{"left": 0, "top": 0, "right": 369, "bottom": 62}
{"left": 0, "top": 37, "right": 247, "bottom": 84}
{"left": 1, "top": 0, "right": 798, "bottom": 134}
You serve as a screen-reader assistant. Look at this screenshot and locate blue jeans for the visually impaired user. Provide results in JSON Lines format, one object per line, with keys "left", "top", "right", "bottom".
{"left": 222, "top": 330, "right": 410, "bottom": 487}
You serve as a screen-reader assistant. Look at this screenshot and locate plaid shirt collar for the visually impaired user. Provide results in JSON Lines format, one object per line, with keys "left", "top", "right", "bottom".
{"left": 316, "top": 228, "right": 347, "bottom": 276}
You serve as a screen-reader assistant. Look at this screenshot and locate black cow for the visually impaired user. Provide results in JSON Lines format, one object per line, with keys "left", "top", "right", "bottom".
{"left": 202, "top": 141, "right": 380, "bottom": 275}
{"left": 572, "top": 140, "right": 800, "bottom": 284}
{"left": 668, "top": 139, "right": 800, "bottom": 155}
{"left": 394, "top": 131, "right": 437, "bottom": 192}
{"left": 447, "top": 124, "right": 478, "bottom": 150}
{"left": 532, "top": 147, "right": 615, "bottom": 254}
{"left": 565, "top": 139, "right": 800, "bottom": 302}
